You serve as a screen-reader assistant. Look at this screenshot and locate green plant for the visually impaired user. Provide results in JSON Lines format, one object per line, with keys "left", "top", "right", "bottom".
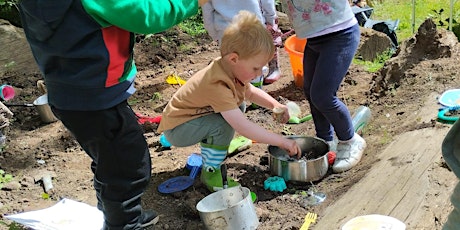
{"left": 41, "top": 192, "right": 50, "bottom": 200}
{"left": 177, "top": 10, "right": 207, "bottom": 36}
{"left": 178, "top": 43, "right": 194, "bottom": 52}
{"left": 431, "top": 7, "right": 460, "bottom": 40}
{"left": 432, "top": 8, "right": 451, "bottom": 27}
{"left": 353, "top": 49, "right": 394, "bottom": 72}
{"left": 0, "top": 220, "right": 27, "bottom": 230}
{"left": 127, "top": 98, "right": 139, "bottom": 106}
{"left": 0, "top": 169, "right": 13, "bottom": 189}
{"left": 150, "top": 92, "right": 162, "bottom": 101}
{"left": 0, "top": 0, "right": 17, "bottom": 8}
{"left": 3, "top": 61, "right": 15, "bottom": 70}
{"left": 0, "top": 0, "right": 21, "bottom": 27}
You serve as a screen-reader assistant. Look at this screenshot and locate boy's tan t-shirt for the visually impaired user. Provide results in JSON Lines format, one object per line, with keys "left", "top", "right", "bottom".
{"left": 157, "top": 58, "right": 249, "bottom": 133}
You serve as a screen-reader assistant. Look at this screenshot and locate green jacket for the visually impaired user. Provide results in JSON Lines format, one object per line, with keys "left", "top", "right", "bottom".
{"left": 19, "top": 0, "right": 199, "bottom": 110}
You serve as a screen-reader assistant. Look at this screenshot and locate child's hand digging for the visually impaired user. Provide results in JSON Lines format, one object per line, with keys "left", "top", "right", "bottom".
{"left": 283, "top": 139, "right": 302, "bottom": 159}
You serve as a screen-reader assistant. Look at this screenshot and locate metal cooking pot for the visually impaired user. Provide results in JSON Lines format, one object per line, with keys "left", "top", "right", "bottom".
{"left": 268, "top": 136, "right": 329, "bottom": 182}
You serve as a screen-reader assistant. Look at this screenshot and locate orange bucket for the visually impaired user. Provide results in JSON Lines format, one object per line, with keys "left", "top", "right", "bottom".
{"left": 284, "top": 35, "right": 307, "bottom": 88}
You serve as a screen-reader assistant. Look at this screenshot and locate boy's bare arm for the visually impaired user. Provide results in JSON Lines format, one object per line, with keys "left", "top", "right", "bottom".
{"left": 246, "top": 85, "right": 282, "bottom": 109}
{"left": 221, "top": 108, "right": 301, "bottom": 157}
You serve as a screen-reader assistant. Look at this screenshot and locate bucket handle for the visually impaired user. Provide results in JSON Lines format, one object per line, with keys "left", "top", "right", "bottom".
{"left": 221, "top": 164, "right": 228, "bottom": 189}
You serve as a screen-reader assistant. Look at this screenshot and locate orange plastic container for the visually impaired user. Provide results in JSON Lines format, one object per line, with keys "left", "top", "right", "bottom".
{"left": 284, "top": 35, "right": 307, "bottom": 88}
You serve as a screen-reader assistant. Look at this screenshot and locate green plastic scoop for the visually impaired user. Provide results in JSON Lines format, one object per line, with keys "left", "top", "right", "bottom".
{"left": 288, "top": 114, "right": 313, "bottom": 124}
{"left": 286, "top": 101, "right": 312, "bottom": 124}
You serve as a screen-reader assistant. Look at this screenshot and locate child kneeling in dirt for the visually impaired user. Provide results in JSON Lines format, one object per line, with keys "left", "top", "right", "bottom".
{"left": 157, "top": 10, "right": 301, "bottom": 192}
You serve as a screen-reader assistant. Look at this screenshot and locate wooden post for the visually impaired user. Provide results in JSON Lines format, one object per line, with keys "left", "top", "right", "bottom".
{"left": 449, "top": 0, "right": 453, "bottom": 31}
{"left": 412, "top": 0, "right": 416, "bottom": 34}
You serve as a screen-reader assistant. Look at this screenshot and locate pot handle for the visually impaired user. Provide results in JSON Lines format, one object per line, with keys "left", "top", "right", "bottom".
{"left": 220, "top": 164, "right": 228, "bottom": 189}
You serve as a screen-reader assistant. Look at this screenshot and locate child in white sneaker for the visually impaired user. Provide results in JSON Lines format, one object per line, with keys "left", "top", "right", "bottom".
{"left": 158, "top": 11, "right": 301, "bottom": 192}
{"left": 201, "top": 0, "right": 283, "bottom": 87}
{"left": 280, "top": 0, "right": 367, "bottom": 173}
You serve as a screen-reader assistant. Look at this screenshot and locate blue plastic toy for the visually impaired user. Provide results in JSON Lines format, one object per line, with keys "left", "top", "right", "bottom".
{"left": 264, "top": 176, "right": 287, "bottom": 192}
{"left": 438, "top": 106, "right": 460, "bottom": 123}
{"left": 160, "top": 133, "right": 171, "bottom": 148}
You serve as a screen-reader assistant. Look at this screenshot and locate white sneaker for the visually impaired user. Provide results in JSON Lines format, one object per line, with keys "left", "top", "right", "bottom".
{"left": 332, "top": 133, "right": 366, "bottom": 173}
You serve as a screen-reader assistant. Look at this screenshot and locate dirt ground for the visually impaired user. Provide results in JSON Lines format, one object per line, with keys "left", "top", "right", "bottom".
{"left": 0, "top": 18, "right": 460, "bottom": 230}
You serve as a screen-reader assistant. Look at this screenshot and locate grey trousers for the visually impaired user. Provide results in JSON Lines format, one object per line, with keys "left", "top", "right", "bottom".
{"left": 164, "top": 113, "right": 234, "bottom": 147}
{"left": 164, "top": 103, "right": 246, "bottom": 147}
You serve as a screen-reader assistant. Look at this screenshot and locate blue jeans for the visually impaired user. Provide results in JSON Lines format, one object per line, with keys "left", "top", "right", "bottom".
{"left": 302, "top": 24, "right": 360, "bottom": 142}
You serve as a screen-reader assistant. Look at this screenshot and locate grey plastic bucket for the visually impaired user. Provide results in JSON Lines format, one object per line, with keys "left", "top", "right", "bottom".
{"left": 33, "top": 94, "right": 57, "bottom": 123}
{"left": 196, "top": 186, "right": 259, "bottom": 230}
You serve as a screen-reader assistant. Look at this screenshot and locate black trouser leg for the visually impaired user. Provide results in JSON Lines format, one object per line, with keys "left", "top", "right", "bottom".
{"left": 52, "top": 101, "right": 152, "bottom": 230}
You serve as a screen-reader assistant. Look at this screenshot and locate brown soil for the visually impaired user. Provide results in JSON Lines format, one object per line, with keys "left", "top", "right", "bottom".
{"left": 0, "top": 18, "right": 459, "bottom": 230}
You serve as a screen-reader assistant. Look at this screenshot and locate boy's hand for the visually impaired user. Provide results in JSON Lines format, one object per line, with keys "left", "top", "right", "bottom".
{"left": 266, "top": 23, "right": 283, "bottom": 47}
{"left": 272, "top": 106, "right": 289, "bottom": 123}
{"left": 283, "top": 139, "right": 302, "bottom": 159}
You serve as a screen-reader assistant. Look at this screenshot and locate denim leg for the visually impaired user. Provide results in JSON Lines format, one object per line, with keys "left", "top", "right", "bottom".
{"left": 303, "top": 24, "right": 360, "bottom": 141}
{"left": 52, "top": 102, "right": 151, "bottom": 230}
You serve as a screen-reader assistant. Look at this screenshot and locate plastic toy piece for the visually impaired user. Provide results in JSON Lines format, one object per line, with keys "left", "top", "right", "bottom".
{"left": 263, "top": 176, "right": 287, "bottom": 192}
{"left": 228, "top": 136, "right": 252, "bottom": 155}
{"left": 438, "top": 89, "right": 460, "bottom": 107}
{"left": 160, "top": 133, "right": 171, "bottom": 148}
{"left": 438, "top": 106, "right": 460, "bottom": 123}
{"left": 158, "top": 153, "right": 202, "bottom": 194}
{"left": 136, "top": 113, "right": 161, "bottom": 124}
{"left": 327, "top": 151, "right": 336, "bottom": 165}
{"left": 166, "top": 74, "right": 186, "bottom": 86}
{"left": 288, "top": 114, "right": 312, "bottom": 124}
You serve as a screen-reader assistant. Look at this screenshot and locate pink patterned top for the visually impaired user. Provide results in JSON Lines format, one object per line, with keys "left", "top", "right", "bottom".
{"left": 281, "top": 0, "right": 357, "bottom": 38}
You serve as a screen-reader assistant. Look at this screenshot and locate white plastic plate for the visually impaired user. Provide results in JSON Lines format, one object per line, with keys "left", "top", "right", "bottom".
{"left": 439, "top": 89, "right": 460, "bottom": 107}
{"left": 341, "top": 214, "right": 406, "bottom": 230}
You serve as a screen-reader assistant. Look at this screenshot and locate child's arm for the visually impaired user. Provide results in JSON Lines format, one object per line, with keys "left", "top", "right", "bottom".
{"left": 246, "top": 84, "right": 288, "bottom": 118}
{"left": 82, "top": 0, "right": 203, "bottom": 35}
{"left": 221, "top": 108, "right": 301, "bottom": 157}
{"left": 260, "top": 0, "right": 277, "bottom": 26}
{"left": 201, "top": 2, "right": 220, "bottom": 42}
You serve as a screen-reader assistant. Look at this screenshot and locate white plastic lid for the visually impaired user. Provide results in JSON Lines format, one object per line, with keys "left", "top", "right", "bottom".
{"left": 33, "top": 94, "right": 49, "bottom": 106}
{"left": 342, "top": 214, "right": 406, "bottom": 230}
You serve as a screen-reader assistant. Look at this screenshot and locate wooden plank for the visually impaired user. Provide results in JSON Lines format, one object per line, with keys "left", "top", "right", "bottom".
{"left": 313, "top": 127, "right": 456, "bottom": 230}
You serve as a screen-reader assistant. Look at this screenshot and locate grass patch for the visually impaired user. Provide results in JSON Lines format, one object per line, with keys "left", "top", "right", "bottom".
{"left": 177, "top": 10, "right": 207, "bottom": 37}
{"left": 370, "top": 0, "right": 460, "bottom": 41}
{"left": 0, "top": 169, "right": 13, "bottom": 189}
{"left": 353, "top": 49, "right": 394, "bottom": 72}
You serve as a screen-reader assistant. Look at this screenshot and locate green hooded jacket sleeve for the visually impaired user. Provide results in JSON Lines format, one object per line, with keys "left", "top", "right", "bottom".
{"left": 442, "top": 119, "right": 460, "bottom": 230}
{"left": 81, "top": 0, "right": 199, "bottom": 34}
